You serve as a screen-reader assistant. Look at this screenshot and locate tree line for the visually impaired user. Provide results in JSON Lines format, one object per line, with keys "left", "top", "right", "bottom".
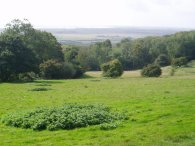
{"left": 1, "top": 19, "right": 194, "bottom": 81}
{"left": 63, "top": 30, "right": 195, "bottom": 71}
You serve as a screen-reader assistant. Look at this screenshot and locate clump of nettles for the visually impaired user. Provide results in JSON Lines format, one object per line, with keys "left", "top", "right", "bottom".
{"left": 2, "top": 104, "right": 128, "bottom": 131}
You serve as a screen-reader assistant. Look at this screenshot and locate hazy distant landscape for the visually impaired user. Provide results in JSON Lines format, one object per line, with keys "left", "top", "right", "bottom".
{"left": 43, "top": 27, "right": 190, "bottom": 45}
{"left": 0, "top": 27, "right": 192, "bottom": 45}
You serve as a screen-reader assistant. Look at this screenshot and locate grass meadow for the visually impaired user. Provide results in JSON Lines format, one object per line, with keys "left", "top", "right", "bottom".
{"left": 0, "top": 66, "right": 195, "bottom": 146}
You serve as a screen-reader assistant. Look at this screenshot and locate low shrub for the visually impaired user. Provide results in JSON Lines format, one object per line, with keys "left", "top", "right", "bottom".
{"left": 171, "top": 57, "right": 188, "bottom": 67}
{"left": 141, "top": 64, "right": 162, "bottom": 77}
{"left": 39, "top": 59, "right": 75, "bottom": 79}
{"left": 39, "top": 59, "right": 84, "bottom": 79}
{"left": 18, "top": 72, "right": 38, "bottom": 82}
{"left": 101, "top": 59, "right": 123, "bottom": 78}
{"left": 2, "top": 104, "right": 128, "bottom": 131}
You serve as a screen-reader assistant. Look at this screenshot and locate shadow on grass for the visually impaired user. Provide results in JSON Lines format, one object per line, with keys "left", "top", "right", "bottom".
{"left": 29, "top": 87, "right": 52, "bottom": 91}
{"left": 34, "top": 80, "right": 64, "bottom": 84}
{"left": 0, "top": 73, "right": 96, "bottom": 84}
{"left": 80, "top": 74, "right": 95, "bottom": 79}
{"left": 0, "top": 80, "right": 64, "bottom": 84}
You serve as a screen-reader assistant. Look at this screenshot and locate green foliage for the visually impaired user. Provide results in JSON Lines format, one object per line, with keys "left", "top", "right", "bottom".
{"left": 2, "top": 104, "right": 128, "bottom": 131}
{"left": 40, "top": 59, "right": 75, "bottom": 79}
{"left": 18, "top": 72, "right": 38, "bottom": 82}
{"left": 141, "top": 64, "right": 162, "bottom": 77}
{"left": 65, "top": 40, "right": 112, "bottom": 71}
{"left": 99, "top": 122, "right": 119, "bottom": 130}
{"left": 101, "top": 59, "right": 123, "bottom": 77}
{"left": 117, "top": 31, "right": 195, "bottom": 70}
{"left": 64, "top": 31, "right": 195, "bottom": 71}
{"left": 171, "top": 57, "right": 188, "bottom": 67}
{"left": 3, "top": 19, "right": 64, "bottom": 62}
{"left": 0, "top": 19, "right": 66, "bottom": 82}
{"left": 0, "top": 35, "right": 39, "bottom": 82}
{"left": 154, "top": 54, "right": 170, "bottom": 67}
{"left": 63, "top": 47, "right": 79, "bottom": 64}
{"left": 72, "top": 65, "right": 84, "bottom": 78}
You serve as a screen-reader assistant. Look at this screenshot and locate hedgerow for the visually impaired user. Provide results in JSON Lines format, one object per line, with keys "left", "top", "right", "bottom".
{"left": 2, "top": 104, "right": 128, "bottom": 131}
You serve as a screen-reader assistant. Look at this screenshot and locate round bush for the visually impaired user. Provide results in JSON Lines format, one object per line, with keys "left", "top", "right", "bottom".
{"left": 141, "top": 64, "right": 162, "bottom": 77}
{"left": 101, "top": 59, "right": 123, "bottom": 77}
{"left": 39, "top": 59, "right": 75, "bottom": 79}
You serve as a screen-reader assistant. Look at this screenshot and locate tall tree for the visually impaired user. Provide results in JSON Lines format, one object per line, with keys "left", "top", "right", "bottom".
{"left": 0, "top": 35, "right": 38, "bottom": 81}
{"left": 2, "top": 19, "right": 64, "bottom": 62}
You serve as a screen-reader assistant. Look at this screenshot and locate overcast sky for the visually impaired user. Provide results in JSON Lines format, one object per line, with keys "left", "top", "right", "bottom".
{"left": 0, "top": 0, "right": 195, "bottom": 28}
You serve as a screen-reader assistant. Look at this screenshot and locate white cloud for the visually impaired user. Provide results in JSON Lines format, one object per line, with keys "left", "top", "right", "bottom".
{"left": 0, "top": 0, "right": 195, "bottom": 28}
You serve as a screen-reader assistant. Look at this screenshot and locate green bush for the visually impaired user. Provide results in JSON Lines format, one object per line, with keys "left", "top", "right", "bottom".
{"left": 155, "top": 54, "right": 170, "bottom": 67}
{"left": 171, "top": 57, "right": 188, "bottom": 67}
{"left": 39, "top": 59, "right": 75, "bottom": 79}
{"left": 2, "top": 104, "right": 128, "bottom": 131}
{"left": 18, "top": 72, "right": 37, "bottom": 82}
{"left": 141, "top": 64, "right": 162, "bottom": 77}
{"left": 101, "top": 59, "right": 123, "bottom": 77}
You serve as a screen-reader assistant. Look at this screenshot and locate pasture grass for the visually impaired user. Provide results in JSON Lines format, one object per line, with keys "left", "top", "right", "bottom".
{"left": 0, "top": 66, "right": 194, "bottom": 145}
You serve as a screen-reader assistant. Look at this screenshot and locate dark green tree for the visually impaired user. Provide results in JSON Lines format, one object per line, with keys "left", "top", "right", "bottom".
{"left": 2, "top": 19, "right": 64, "bottom": 62}
{"left": 0, "top": 35, "right": 39, "bottom": 81}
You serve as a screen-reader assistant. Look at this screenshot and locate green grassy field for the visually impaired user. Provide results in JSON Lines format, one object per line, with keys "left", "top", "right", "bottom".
{"left": 0, "top": 66, "right": 195, "bottom": 146}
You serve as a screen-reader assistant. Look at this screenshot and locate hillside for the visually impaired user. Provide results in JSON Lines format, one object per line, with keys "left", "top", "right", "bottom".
{"left": 0, "top": 64, "right": 194, "bottom": 146}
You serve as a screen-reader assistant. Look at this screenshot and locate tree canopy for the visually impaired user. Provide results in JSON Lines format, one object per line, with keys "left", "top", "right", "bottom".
{"left": 0, "top": 19, "right": 82, "bottom": 81}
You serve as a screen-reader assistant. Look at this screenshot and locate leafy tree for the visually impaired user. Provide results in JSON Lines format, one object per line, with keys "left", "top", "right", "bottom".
{"left": 64, "top": 47, "right": 79, "bottom": 64}
{"left": 0, "top": 35, "right": 39, "bottom": 81}
{"left": 2, "top": 19, "right": 64, "bottom": 62}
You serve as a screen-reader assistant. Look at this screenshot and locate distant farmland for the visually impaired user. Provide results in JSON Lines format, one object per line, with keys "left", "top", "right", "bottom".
{"left": 0, "top": 27, "right": 192, "bottom": 45}
{"left": 42, "top": 27, "right": 190, "bottom": 45}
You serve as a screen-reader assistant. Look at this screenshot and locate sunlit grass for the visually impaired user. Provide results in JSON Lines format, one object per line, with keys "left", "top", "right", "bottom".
{"left": 0, "top": 66, "right": 194, "bottom": 145}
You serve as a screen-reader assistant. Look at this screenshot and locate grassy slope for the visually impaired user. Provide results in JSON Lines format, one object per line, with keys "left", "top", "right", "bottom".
{"left": 0, "top": 66, "right": 195, "bottom": 146}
